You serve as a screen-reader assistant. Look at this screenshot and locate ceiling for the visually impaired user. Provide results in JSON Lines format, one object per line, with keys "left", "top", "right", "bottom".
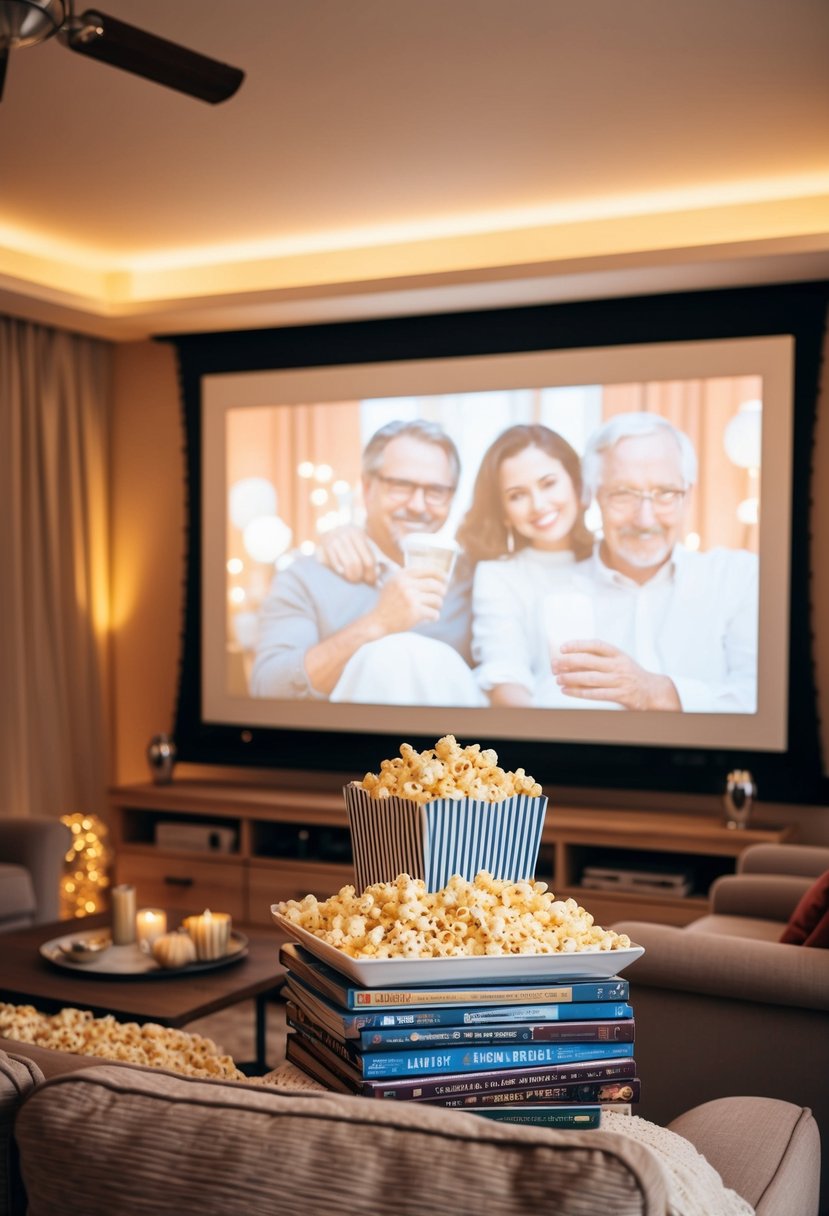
{"left": 2, "top": 0, "right": 829, "bottom": 340}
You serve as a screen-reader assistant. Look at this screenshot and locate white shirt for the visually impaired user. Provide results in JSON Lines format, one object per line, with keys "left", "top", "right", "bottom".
{"left": 472, "top": 543, "right": 758, "bottom": 713}
{"left": 571, "top": 545, "right": 759, "bottom": 713}
{"left": 472, "top": 548, "right": 586, "bottom": 707}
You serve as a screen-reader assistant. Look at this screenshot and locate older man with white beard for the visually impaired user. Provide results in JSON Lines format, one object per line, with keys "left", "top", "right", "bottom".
{"left": 552, "top": 412, "right": 758, "bottom": 713}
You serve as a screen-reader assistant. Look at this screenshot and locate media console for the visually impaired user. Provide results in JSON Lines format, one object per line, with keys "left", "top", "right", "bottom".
{"left": 108, "top": 781, "right": 796, "bottom": 928}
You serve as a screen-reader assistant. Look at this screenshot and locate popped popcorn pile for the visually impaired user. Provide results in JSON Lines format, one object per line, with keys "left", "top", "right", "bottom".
{"left": 276, "top": 870, "right": 632, "bottom": 960}
{"left": 360, "top": 735, "right": 542, "bottom": 804}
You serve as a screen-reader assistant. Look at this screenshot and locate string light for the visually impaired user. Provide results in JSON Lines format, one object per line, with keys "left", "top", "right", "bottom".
{"left": 60, "top": 813, "right": 114, "bottom": 918}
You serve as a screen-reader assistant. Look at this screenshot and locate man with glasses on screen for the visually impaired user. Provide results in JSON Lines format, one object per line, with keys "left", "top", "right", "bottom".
{"left": 250, "top": 419, "right": 483, "bottom": 704}
{"left": 551, "top": 412, "right": 758, "bottom": 712}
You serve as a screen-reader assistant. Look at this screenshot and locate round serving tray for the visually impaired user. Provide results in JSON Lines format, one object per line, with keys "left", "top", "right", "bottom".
{"left": 39, "top": 928, "right": 249, "bottom": 979}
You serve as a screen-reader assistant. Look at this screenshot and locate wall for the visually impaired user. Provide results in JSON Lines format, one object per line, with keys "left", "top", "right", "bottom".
{"left": 110, "top": 336, "right": 829, "bottom": 843}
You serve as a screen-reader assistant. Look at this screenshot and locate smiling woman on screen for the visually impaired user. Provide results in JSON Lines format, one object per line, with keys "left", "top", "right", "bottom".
{"left": 455, "top": 424, "right": 595, "bottom": 709}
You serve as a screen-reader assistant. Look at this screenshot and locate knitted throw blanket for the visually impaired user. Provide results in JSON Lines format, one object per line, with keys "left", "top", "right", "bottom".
{"left": 601, "top": 1111, "right": 755, "bottom": 1216}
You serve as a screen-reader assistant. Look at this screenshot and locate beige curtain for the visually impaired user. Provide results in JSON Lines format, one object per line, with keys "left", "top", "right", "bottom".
{"left": 0, "top": 315, "right": 112, "bottom": 821}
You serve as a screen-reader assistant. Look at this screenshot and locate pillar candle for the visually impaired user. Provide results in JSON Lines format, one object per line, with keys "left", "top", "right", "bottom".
{"left": 183, "top": 909, "right": 231, "bottom": 960}
{"left": 111, "top": 884, "right": 137, "bottom": 945}
{"left": 135, "top": 907, "right": 167, "bottom": 947}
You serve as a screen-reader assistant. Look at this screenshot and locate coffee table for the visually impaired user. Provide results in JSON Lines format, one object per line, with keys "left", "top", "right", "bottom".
{"left": 0, "top": 914, "right": 287, "bottom": 1073}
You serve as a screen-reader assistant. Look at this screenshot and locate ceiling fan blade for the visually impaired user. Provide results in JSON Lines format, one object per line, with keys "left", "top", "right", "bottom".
{"left": 62, "top": 9, "right": 244, "bottom": 103}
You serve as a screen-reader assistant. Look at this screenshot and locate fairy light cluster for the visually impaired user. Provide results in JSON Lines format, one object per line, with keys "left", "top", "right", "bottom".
{"left": 60, "top": 813, "right": 113, "bottom": 918}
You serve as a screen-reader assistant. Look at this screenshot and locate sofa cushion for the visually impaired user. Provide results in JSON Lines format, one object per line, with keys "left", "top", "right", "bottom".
{"left": 14, "top": 1064, "right": 669, "bottom": 1216}
{"left": 684, "top": 914, "right": 784, "bottom": 943}
{"left": 0, "top": 1049, "right": 44, "bottom": 1216}
{"left": 0, "top": 866, "right": 35, "bottom": 929}
{"left": 779, "top": 869, "right": 829, "bottom": 948}
{"left": 668, "top": 1096, "right": 820, "bottom": 1216}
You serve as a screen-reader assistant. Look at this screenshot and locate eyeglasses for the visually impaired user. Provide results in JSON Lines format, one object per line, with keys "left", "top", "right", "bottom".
{"left": 602, "top": 487, "right": 687, "bottom": 513}
{"left": 373, "top": 475, "right": 456, "bottom": 507}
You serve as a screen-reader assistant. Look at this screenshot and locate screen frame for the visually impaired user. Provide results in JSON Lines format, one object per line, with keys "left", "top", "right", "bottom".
{"left": 166, "top": 280, "right": 827, "bottom": 802}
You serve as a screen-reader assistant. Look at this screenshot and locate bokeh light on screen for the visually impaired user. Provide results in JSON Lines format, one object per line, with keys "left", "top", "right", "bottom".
{"left": 723, "top": 400, "right": 762, "bottom": 470}
{"left": 242, "top": 515, "right": 293, "bottom": 563}
{"left": 737, "top": 498, "right": 760, "bottom": 525}
{"left": 229, "top": 477, "right": 278, "bottom": 529}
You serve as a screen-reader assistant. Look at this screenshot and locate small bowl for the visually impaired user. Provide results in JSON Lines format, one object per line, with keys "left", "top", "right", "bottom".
{"left": 59, "top": 935, "right": 113, "bottom": 964}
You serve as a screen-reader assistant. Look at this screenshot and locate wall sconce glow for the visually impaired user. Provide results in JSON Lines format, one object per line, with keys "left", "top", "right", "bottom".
{"left": 723, "top": 400, "right": 762, "bottom": 470}
{"left": 229, "top": 478, "right": 277, "bottom": 530}
{"left": 229, "top": 586, "right": 246, "bottom": 605}
{"left": 310, "top": 487, "right": 329, "bottom": 506}
{"left": 297, "top": 461, "right": 315, "bottom": 478}
{"left": 299, "top": 540, "right": 316, "bottom": 555}
{"left": 684, "top": 531, "right": 701, "bottom": 551}
{"left": 314, "top": 463, "right": 334, "bottom": 483}
{"left": 226, "top": 557, "right": 244, "bottom": 575}
{"left": 242, "top": 515, "right": 293, "bottom": 563}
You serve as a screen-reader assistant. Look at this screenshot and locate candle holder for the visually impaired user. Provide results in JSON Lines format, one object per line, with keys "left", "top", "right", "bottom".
{"left": 110, "top": 884, "right": 137, "bottom": 945}
{"left": 136, "top": 907, "right": 168, "bottom": 949}
{"left": 183, "top": 909, "right": 231, "bottom": 960}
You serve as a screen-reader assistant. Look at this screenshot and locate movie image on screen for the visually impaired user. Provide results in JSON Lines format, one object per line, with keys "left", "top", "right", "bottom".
{"left": 200, "top": 336, "right": 792, "bottom": 759}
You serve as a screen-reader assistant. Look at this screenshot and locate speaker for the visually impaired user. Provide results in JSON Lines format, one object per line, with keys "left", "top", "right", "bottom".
{"left": 155, "top": 822, "right": 236, "bottom": 853}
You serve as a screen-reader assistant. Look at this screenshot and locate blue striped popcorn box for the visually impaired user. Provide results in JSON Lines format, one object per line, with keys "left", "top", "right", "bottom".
{"left": 344, "top": 782, "right": 548, "bottom": 892}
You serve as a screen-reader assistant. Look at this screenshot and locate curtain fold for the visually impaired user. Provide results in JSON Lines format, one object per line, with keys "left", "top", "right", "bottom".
{"left": 0, "top": 315, "right": 112, "bottom": 820}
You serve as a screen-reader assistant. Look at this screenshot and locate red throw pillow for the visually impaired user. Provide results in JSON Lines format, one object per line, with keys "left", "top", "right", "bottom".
{"left": 779, "top": 869, "right": 829, "bottom": 947}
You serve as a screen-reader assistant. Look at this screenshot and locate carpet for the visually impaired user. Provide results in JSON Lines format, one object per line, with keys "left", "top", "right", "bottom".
{"left": 186, "top": 996, "right": 288, "bottom": 1071}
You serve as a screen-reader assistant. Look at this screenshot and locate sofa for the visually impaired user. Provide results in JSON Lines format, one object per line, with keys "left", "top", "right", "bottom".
{"left": 612, "top": 843, "right": 829, "bottom": 1215}
{"left": 0, "top": 817, "right": 71, "bottom": 932}
{"left": 0, "top": 1037, "right": 821, "bottom": 1216}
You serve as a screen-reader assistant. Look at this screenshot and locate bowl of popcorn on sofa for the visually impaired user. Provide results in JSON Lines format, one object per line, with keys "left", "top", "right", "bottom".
{"left": 344, "top": 736, "right": 548, "bottom": 892}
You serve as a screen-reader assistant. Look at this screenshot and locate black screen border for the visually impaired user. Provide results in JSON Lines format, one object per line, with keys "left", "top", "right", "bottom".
{"left": 164, "top": 280, "right": 828, "bottom": 803}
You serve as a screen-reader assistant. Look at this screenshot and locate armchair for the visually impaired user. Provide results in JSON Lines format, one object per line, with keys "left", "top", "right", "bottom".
{"left": 0, "top": 817, "right": 71, "bottom": 932}
{"left": 613, "top": 842, "right": 829, "bottom": 1214}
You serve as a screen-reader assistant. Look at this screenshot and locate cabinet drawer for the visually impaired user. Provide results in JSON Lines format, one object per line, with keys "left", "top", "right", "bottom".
{"left": 115, "top": 852, "right": 246, "bottom": 921}
{"left": 248, "top": 861, "right": 355, "bottom": 925}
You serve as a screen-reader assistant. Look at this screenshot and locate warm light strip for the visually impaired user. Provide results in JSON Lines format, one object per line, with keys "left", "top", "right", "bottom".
{"left": 122, "top": 171, "right": 829, "bottom": 273}
{"left": 0, "top": 176, "right": 828, "bottom": 313}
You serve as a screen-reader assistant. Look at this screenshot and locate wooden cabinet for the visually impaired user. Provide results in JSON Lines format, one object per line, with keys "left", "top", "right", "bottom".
{"left": 114, "top": 852, "right": 247, "bottom": 922}
{"left": 109, "top": 782, "right": 795, "bottom": 929}
{"left": 109, "top": 782, "right": 356, "bottom": 927}
{"left": 538, "top": 808, "right": 795, "bottom": 926}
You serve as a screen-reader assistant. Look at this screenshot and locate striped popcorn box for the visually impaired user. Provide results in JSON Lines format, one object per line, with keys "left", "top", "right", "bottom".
{"left": 344, "top": 782, "right": 548, "bottom": 892}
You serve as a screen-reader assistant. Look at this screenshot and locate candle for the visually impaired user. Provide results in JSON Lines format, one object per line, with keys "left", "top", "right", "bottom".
{"left": 135, "top": 907, "right": 167, "bottom": 947}
{"left": 183, "top": 909, "right": 231, "bottom": 960}
{"left": 111, "top": 884, "right": 137, "bottom": 945}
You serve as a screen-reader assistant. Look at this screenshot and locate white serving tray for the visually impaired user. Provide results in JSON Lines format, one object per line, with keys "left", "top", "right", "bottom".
{"left": 271, "top": 911, "right": 643, "bottom": 988}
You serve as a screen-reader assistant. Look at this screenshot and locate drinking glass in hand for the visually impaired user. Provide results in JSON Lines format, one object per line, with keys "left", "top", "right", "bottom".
{"left": 543, "top": 591, "right": 595, "bottom": 662}
{"left": 401, "top": 533, "right": 459, "bottom": 579}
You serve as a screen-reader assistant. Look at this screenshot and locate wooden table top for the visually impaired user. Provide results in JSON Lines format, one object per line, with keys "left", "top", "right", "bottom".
{"left": 0, "top": 914, "right": 287, "bottom": 1028}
